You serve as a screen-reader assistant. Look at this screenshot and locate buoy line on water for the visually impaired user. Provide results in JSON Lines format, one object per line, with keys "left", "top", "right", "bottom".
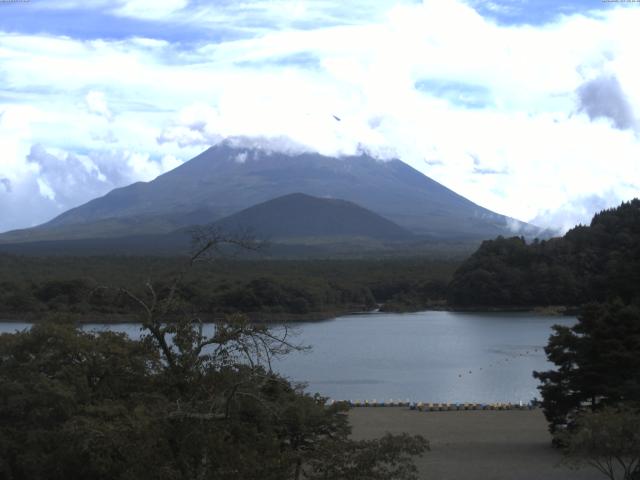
{"left": 326, "top": 400, "right": 538, "bottom": 411}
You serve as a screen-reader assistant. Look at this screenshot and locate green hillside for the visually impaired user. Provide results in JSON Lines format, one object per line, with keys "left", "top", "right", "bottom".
{"left": 448, "top": 199, "right": 640, "bottom": 307}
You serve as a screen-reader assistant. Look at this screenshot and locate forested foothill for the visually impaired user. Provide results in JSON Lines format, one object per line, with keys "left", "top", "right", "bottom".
{"left": 448, "top": 199, "right": 640, "bottom": 308}
{"left": 0, "top": 256, "right": 456, "bottom": 322}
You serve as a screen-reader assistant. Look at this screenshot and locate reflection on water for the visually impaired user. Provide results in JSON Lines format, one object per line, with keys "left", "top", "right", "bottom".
{"left": 0, "top": 310, "right": 573, "bottom": 404}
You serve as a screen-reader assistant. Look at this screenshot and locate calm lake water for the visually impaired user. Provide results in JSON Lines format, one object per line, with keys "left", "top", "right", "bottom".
{"left": 0, "top": 311, "right": 573, "bottom": 404}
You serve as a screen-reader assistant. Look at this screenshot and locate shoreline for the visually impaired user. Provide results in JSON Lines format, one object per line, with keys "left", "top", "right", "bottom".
{"left": 0, "top": 307, "right": 368, "bottom": 325}
{"left": 0, "top": 304, "right": 579, "bottom": 324}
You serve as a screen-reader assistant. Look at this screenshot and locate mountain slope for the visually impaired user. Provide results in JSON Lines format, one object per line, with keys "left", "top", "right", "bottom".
{"left": 213, "top": 193, "right": 413, "bottom": 241}
{"left": 0, "top": 142, "right": 537, "bottom": 243}
{"left": 0, "top": 194, "right": 414, "bottom": 256}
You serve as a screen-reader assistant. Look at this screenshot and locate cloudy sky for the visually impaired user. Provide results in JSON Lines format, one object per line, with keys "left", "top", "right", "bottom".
{"left": 1, "top": 0, "right": 639, "bottom": 234}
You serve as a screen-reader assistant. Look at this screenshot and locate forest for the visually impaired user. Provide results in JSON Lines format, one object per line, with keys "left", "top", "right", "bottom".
{"left": 448, "top": 199, "right": 640, "bottom": 308}
{"left": 2, "top": 200, "right": 639, "bottom": 322}
{"left": 0, "top": 256, "right": 455, "bottom": 322}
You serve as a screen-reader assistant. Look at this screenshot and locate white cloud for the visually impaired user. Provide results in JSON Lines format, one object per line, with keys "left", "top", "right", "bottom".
{"left": 1, "top": 0, "right": 640, "bottom": 234}
{"left": 85, "top": 91, "right": 113, "bottom": 120}
{"left": 112, "top": 0, "right": 189, "bottom": 20}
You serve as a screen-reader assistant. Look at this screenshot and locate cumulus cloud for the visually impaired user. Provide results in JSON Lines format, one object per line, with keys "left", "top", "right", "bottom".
{"left": 0, "top": 144, "right": 184, "bottom": 232}
{"left": 1, "top": 0, "right": 640, "bottom": 234}
{"left": 577, "top": 74, "right": 636, "bottom": 130}
{"left": 26, "top": 144, "right": 110, "bottom": 205}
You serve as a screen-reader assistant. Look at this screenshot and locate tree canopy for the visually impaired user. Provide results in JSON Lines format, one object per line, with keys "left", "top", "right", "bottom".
{"left": 533, "top": 302, "right": 640, "bottom": 435}
{"left": 448, "top": 199, "right": 640, "bottom": 307}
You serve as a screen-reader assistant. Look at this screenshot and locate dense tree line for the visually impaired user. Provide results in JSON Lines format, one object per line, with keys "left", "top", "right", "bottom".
{"left": 449, "top": 200, "right": 640, "bottom": 307}
{"left": 0, "top": 257, "right": 456, "bottom": 321}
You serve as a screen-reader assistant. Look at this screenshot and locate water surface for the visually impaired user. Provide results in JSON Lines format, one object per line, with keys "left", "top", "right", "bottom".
{"left": 272, "top": 311, "right": 573, "bottom": 404}
{"left": 0, "top": 311, "right": 573, "bottom": 403}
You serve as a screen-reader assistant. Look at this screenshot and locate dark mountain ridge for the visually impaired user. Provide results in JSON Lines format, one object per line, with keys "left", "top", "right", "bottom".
{"left": 215, "top": 193, "right": 413, "bottom": 240}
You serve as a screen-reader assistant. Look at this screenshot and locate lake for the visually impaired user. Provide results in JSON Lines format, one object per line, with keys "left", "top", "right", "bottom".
{"left": 0, "top": 311, "right": 573, "bottom": 404}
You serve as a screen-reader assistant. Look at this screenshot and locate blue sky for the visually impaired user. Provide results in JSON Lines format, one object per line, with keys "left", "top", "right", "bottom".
{"left": 1, "top": 0, "right": 639, "bottom": 233}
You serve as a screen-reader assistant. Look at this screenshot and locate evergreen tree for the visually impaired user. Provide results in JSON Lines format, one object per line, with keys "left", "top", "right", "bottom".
{"left": 534, "top": 302, "right": 640, "bottom": 435}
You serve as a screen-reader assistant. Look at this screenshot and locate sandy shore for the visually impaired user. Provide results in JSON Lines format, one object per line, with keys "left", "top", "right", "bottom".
{"left": 349, "top": 408, "right": 602, "bottom": 480}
